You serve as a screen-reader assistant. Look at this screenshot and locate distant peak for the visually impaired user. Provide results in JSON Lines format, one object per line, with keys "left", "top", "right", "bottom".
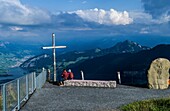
{"left": 117, "top": 40, "right": 143, "bottom": 47}
{"left": 108, "top": 40, "right": 150, "bottom": 54}
{"left": 122, "top": 40, "right": 136, "bottom": 45}
{"left": 124, "top": 40, "right": 132, "bottom": 43}
{"left": 95, "top": 48, "right": 101, "bottom": 53}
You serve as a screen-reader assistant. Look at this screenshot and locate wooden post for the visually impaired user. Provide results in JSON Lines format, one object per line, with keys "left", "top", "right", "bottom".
{"left": 81, "top": 70, "right": 84, "bottom": 80}
{"left": 117, "top": 72, "right": 121, "bottom": 84}
{"left": 47, "top": 69, "right": 51, "bottom": 82}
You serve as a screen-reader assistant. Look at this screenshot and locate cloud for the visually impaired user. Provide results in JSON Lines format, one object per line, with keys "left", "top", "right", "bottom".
{"left": 130, "top": 11, "right": 170, "bottom": 24}
{"left": 141, "top": 0, "right": 170, "bottom": 19}
{"left": 69, "top": 8, "right": 133, "bottom": 25}
{"left": 0, "top": 0, "right": 51, "bottom": 25}
{"left": 58, "top": 27, "right": 92, "bottom": 31}
{"left": 159, "top": 14, "right": 170, "bottom": 23}
{"left": 82, "top": 1, "right": 87, "bottom": 4}
{"left": 10, "top": 26, "right": 23, "bottom": 31}
{"left": 129, "top": 11, "right": 153, "bottom": 24}
{"left": 140, "top": 27, "right": 149, "bottom": 34}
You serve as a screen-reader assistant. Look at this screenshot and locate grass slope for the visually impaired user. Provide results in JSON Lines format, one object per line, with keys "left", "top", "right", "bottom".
{"left": 121, "top": 98, "right": 170, "bottom": 111}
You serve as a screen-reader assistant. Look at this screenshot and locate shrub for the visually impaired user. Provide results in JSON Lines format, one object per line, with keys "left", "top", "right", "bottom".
{"left": 121, "top": 98, "right": 170, "bottom": 111}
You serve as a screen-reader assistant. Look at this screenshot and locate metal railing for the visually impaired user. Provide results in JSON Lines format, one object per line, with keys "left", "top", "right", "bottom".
{"left": 0, "top": 69, "right": 47, "bottom": 111}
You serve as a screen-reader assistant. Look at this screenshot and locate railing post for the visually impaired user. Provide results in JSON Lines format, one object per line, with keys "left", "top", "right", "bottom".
{"left": 2, "top": 84, "right": 6, "bottom": 111}
{"left": 42, "top": 71, "right": 44, "bottom": 87}
{"left": 34, "top": 72, "right": 36, "bottom": 90}
{"left": 44, "top": 71, "right": 46, "bottom": 84}
{"left": 17, "top": 79, "right": 20, "bottom": 110}
{"left": 41, "top": 71, "right": 43, "bottom": 86}
{"left": 32, "top": 73, "right": 34, "bottom": 93}
{"left": 26, "top": 75, "right": 29, "bottom": 100}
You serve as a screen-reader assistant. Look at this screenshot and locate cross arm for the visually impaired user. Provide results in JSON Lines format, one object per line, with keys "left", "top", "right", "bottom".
{"left": 42, "top": 46, "right": 67, "bottom": 49}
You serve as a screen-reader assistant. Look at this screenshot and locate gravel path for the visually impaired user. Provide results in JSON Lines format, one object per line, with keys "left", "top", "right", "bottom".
{"left": 21, "top": 83, "right": 170, "bottom": 111}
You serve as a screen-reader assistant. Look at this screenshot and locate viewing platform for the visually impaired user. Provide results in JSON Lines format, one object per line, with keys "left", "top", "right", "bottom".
{"left": 21, "top": 82, "right": 170, "bottom": 111}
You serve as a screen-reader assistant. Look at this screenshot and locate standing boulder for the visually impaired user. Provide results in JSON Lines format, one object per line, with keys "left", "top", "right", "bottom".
{"left": 148, "top": 58, "right": 170, "bottom": 89}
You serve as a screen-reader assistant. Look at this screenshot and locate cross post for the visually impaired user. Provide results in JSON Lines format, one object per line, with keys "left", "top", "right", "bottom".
{"left": 42, "top": 33, "right": 66, "bottom": 82}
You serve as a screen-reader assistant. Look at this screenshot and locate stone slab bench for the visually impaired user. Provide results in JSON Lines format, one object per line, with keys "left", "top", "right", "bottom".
{"left": 64, "top": 80, "right": 116, "bottom": 88}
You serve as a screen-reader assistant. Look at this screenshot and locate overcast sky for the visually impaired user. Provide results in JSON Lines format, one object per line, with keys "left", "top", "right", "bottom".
{"left": 0, "top": 0, "right": 170, "bottom": 45}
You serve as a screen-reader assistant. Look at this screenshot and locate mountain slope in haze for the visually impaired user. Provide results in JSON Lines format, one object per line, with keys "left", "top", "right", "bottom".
{"left": 20, "top": 40, "right": 149, "bottom": 72}
{"left": 20, "top": 54, "right": 53, "bottom": 72}
{"left": 70, "top": 44, "right": 170, "bottom": 86}
{"left": 58, "top": 40, "right": 150, "bottom": 62}
{"left": 0, "top": 41, "right": 45, "bottom": 75}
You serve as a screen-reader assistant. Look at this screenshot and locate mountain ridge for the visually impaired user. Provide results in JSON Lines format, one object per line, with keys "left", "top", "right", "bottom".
{"left": 20, "top": 40, "right": 150, "bottom": 72}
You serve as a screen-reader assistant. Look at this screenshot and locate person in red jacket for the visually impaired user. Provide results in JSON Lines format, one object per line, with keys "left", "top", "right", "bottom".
{"left": 61, "top": 69, "right": 69, "bottom": 80}
{"left": 60, "top": 69, "right": 69, "bottom": 86}
{"left": 67, "top": 69, "right": 74, "bottom": 80}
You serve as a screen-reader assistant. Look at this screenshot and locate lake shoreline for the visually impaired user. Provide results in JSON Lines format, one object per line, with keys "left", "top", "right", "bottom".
{"left": 0, "top": 67, "right": 28, "bottom": 84}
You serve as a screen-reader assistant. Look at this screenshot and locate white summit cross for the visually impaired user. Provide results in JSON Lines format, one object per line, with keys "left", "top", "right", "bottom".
{"left": 42, "top": 33, "right": 66, "bottom": 82}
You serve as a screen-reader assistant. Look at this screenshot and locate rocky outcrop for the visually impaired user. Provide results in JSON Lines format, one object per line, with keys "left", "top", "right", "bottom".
{"left": 148, "top": 58, "right": 170, "bottom": 89}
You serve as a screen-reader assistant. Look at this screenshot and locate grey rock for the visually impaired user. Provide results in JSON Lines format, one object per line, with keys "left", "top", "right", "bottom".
{"left": 148, "top": 58, "right": 170, "bottom": 89}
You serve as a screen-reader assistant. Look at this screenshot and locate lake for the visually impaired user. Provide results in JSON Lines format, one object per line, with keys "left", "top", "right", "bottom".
{"left": 0, "top": 67, "right": 28, "bottom": 84}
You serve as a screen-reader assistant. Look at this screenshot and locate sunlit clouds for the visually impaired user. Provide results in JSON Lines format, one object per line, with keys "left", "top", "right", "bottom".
{"left": 70, "top": 8, "right": 133, "bottom": 25}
